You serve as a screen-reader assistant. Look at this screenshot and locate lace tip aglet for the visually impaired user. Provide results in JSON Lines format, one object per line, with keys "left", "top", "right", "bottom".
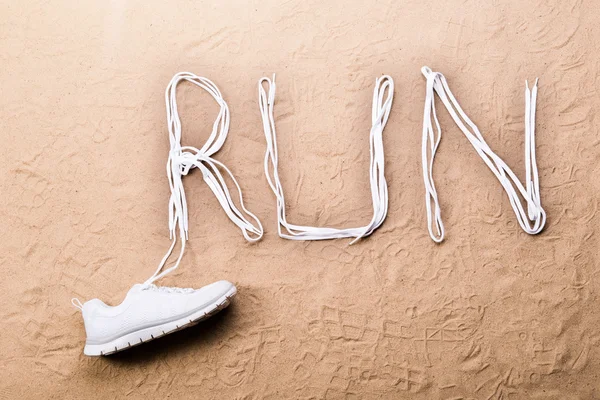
{"left": 349, "top": 236, "right": 362, "bottom": 245}
{"left": 526, "top": 78, "right": 538, "bottom": 90}
{"left": 268, "top": 84, "right": 276, "bottom": 105}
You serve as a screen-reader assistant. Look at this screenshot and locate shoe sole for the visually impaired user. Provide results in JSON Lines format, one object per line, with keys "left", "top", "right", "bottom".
{"left": 83, "top": 285, "right": 237, "bottom": 356}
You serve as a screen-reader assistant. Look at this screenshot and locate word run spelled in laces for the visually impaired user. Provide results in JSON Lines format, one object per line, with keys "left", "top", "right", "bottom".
{"left": 420, "top": 66, "right": 546, "bottom": 243}
{"left": 145, "top": 72, "right": 263, "bottom": 284}
{"left": 258, "top": 74, "right": 394, "bottom": 243}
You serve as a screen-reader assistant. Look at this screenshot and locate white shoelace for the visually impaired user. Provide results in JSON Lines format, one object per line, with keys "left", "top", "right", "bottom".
{"left": 420, "top": 66, "right": 546, "bottom": 243}
{"left": 258, "top": 74, "right": 394, "bottom": 243}
{"left": 144, "top": 72, "right": 263, "bottom": 284}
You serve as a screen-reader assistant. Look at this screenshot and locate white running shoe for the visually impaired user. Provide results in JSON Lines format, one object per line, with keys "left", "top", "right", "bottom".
{"left": 73, "top": 74, "right": 263, "bottom": 356}
{"left": 72, "top": 281, "right": 237, "bottom": 356}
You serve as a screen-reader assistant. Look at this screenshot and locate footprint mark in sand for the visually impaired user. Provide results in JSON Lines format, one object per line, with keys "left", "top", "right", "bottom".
{"left": 321, "top": 306, "right": 368, "bottom": 341}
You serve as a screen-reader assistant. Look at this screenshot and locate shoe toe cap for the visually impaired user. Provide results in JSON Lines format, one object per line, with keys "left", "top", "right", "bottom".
{"left": 198, "top": 280, "right": 236, "bottom": 300}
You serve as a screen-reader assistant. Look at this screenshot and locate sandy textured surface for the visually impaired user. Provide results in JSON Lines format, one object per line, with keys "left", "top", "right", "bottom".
{"left": 1, "top": 0, "right": 599, "bottom": 398}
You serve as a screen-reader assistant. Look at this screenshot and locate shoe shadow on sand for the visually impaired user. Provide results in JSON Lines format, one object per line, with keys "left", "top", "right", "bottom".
{"left": 99, "top": 302, "right": 237, "bottom": 365}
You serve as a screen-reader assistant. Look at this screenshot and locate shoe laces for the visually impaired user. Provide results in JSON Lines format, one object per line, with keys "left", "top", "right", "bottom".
{"left": 420, "top": 66, "right": 545, "bottom": 242}
{"left": 144, "top": 73, "right": 264, "bottom": 285}
{"left": 142, "top": 283, "right": 195, "bottom": 294}
{"left": 257, "top": 74, "right": 394, "bottom": 243}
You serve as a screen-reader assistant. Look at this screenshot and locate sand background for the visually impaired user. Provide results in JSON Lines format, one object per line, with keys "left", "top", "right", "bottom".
{"left": 1, "top": 0, "right": 599, "bottom": 398}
